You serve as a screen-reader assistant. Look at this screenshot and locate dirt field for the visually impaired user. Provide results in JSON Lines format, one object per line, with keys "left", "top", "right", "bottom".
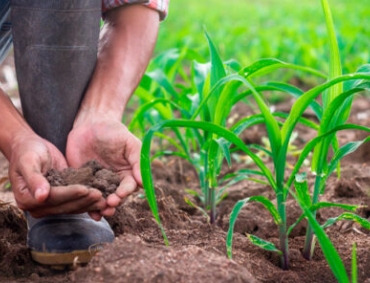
{"left": 1, "top": 93, "right": 370, "bottom": 283}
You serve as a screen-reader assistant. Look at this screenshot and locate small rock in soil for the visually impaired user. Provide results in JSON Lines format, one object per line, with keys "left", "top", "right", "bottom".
{"left": 46, "top": 160, "right": 120, "bottom": 198}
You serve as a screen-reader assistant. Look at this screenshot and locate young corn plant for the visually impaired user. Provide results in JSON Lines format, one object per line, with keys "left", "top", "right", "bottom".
{"left": 138, "top": 33, "right": 250, "bottom": 225}
{"left": 300, "top": 0, "right": 370, "bottom": 260}
{"left": 226, "top": 0, "right": 370, "bottom": 271}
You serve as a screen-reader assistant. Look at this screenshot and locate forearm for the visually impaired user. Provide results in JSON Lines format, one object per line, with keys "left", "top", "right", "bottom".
{"left": 0, "top": 89, "right": 33, "bottom": 160}
{"left": 75, "top": 4, "right": 160, "bottom": 123}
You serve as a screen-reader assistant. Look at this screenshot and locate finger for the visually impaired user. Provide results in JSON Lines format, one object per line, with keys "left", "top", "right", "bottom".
{"left": 132, "top": 162, "right": 142, "bottom": 187}
{"left": 29, "top": 195, "right": 107, "bottom": 217}
{"left": 125, "top": 135, "right": 142, "bottom": 186}
{"left": 100, "top": 206, "right": 116, "bottom": 217}
{"left": 18, "top": 162, "right": 51, "bottom": 203}
{"left": 46, "top": 185, "right": 91, "bottom": 205}
{"left": 12, "top": 182, "right": 37, "bottom": 211}
{"left": 106, "top": 175, "right": 137, "bottom": 207}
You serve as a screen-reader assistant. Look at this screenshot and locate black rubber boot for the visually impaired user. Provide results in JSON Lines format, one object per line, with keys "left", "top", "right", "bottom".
{"left": 11, "top": 0, "right": 101, "bottom": 154}
{"left": 11, "top": 0, "right": 114, "bottom": 268}
{"left": 26, "top": 212, "right": 114, "bottom": 267}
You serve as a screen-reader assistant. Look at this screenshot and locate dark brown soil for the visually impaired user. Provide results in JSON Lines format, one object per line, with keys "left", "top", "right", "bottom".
{"left": 46, "top": 160, "right": 120, "bottom": 198}
{"left": 1, "top": 97, "right": 370, "bottom": 283}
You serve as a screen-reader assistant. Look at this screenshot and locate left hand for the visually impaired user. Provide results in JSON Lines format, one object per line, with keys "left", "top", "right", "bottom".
{"left": 66, "top": 118, "right": 142, "bottom": 217}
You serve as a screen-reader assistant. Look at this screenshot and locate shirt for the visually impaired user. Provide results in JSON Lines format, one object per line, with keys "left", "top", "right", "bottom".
{"left": 102, "top": 0, "right": 169, "bottom": 20}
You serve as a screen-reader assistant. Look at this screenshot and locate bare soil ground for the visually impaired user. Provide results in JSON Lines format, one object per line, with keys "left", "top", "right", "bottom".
{"left": 0, "top": 53, "right": 370, "bottom": 282}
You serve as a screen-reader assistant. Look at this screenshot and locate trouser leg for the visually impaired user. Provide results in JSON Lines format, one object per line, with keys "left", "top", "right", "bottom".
{"left": 0, "top": 0, "right": 12, "bottom": 64}
{"left": 11, "top": 0, "right": 101, "bottom": 153}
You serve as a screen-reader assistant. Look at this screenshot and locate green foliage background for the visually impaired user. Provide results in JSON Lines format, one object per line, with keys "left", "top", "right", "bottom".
{"left": 155, "top": 0, "right": 370, "bottom": 74}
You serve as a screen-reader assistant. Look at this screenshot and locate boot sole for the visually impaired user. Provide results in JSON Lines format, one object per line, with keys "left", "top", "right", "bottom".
{"left": 30, "top": 243, "right": 106, "bottom": 269}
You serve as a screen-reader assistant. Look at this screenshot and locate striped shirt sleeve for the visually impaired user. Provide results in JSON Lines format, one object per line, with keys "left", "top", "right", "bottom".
{"left": 102, "top": 0, "right": 169, "bottom": 20}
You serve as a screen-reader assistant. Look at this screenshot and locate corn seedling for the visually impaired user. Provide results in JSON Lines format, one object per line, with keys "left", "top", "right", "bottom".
{"left": 300, "top": 0, "right": 370, "bottom": 260}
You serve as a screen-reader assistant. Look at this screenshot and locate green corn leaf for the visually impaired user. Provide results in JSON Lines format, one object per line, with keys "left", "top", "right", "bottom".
{"left": 207, "top": 140, "right": 219, "bottom": 188}
{"left": 151, "top": 151, "right": 189, "bottom": 162}
{"left": 326, "top": 137, "right": 370, "bottom": 178}
{"left": 221, "top": 174, "right": 250, "bottom": 188}
{"left": 294, "top": 173, "right": 312, "bottom": 207}
{"left": 193, "top": 61, "right": 211, "bottom": 101}
{"left": 292, "top": 191, "right": 350, "bottom": 283}
{"left": 281, "top": 74, "right": 370, "bottom": 142}
{"left": 205, "top": 31, "right": 226, "bottom": 121}
{"left": 240, "top": 58, "right": 326, "bottom": 79}
{"left": 352, "top": 243, "right": 358, "bottom": 283}
{"left": 216, "top": 191, "right": 229, "bottom": 205}
{"left": 226, "top": 195, "right": 282, "bottom": 258}
{"left": 184, "top": 197, "right": 209, "bottom": 221}
{"left": 191, "top": 74, "right": 242, "bottom": 120}
{"left": 287, "top": 123, "right": 370, "bottom": 189}
{"left": 129, "top": 98, "right": 178, "bottom": 132}
{"left": 188, "top": 92, "right": 201, "bottom": 116}
{"left": 147, "top": 69, "right": 180, "bottom": 99}
{"left": 205, "top": 31, "right": 226, "bottom": 87}
{"left": 249, "top": 144, "right": 273, "bottom": 158}
{"left": 274, "top": 112, "right": 319, "bottom": 131}
{"left": 185, "top": 189, "right": 202, "bottom": 199}
{"left": 150, "top": 48, "right": 186, "bottom": 82}
{"left": 311, "top": 202, "right": 361, "bottom": 212}
{"left": 244, "top": 78, "right": 282, "bottom": 159}
{"left": 280, "top": 74, "right": 370, "bottom": 180}
{"left": 214, "top": 81, "right": 241, "bottom": 126}
{"left": 192, "top": 73, "right": 256, "bottom": 121}
{"left": 247, "top": 234, "right": 282, "bottom": 255}
{"left": 224, "top": 168, "right": 266, "bottom": 178}
{"left": 321, "top": 0, "right": 342, "bottom": 108}
{"left": 194, "top": 72, "right": 283, "bottom": 161}
{"left": 318, "top": 87, "right": 366, "bottom": 135}
{"left": 215, "top": 138, "right": 232, "bottom": 167}
{"left": 287, "top": 213, "right": 305, "bottom": 237}
{"left": 230, "top": 114, "right": 265, "bottom": 135}
{"left": 310, "top": 0, "right": 344, "bottom": 185}
{"left": 311, "top": 86, "right": 368, "bottom": 174}
{"left": 322, "top": 212, "right": 370, "bottom": 230}
{"left": 265, "top": 81, "right": 323, "bottom": 119}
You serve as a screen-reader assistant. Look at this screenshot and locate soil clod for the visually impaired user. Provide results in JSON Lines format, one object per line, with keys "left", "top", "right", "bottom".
{"left": 46, "top": 160, "right": 120, "bottom": 197}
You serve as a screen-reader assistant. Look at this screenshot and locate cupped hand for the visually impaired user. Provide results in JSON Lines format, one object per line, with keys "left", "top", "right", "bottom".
{"left": 66, "top": 118, "right": 142, "bottom": 217}
{"left": 8, "top": 131, "right": 106, "bottom": 219}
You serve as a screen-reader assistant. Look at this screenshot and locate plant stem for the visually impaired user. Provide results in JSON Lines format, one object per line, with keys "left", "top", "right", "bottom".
{"left": 277, "top": 190, "right": 289, "bottom": 270}
{"left": 302, "top": 174, "right": 322, "bottom": 260}
{"left": 209, "top": 188, "right": 216, "bottom": 224}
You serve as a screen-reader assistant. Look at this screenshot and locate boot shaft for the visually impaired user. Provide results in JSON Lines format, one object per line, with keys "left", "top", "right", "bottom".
{"left": 11, "top": 0, "right": 101, "bottom": 153}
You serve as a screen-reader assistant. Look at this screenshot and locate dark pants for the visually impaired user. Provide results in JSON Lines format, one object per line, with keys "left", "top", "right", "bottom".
{"left": 0, "top": 0, "right": 11, "bottom": 63}
{"left": 2, "top": 0, "right": 101, "bottom": 154}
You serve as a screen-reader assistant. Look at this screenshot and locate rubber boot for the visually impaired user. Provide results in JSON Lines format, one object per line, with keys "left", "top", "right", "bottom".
{"left": 11, "top": 0, "right": 114, "bottom": 268}
{"left": 0, "top": 0, "right": 12, "bottom": 64}
{"left": 11, "top": 0, "right": 100, "bottom": 154}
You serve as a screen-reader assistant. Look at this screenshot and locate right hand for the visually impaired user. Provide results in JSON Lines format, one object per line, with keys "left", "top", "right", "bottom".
{"left": 8, "top": 131, "right": 107, "bottom": 219}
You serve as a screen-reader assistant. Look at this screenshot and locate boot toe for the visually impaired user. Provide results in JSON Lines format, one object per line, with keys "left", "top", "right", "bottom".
{"left": 27, "top": 213, "right": 114, "bottom": 266}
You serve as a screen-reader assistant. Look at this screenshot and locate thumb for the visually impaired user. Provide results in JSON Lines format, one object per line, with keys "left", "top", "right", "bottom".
{"left": 20, "top": 163, "right": 51, "bottom": 203}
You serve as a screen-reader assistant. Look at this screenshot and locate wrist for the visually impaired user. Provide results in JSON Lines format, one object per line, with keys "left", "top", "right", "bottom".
{"left": 73, "top": 101, "right": 124, "bottom": 128}
{"left": 6, "top": 128, "right": 36, "bottom": 161}
{"left": 0, "top": 91, "right": 34, "bottom": 160}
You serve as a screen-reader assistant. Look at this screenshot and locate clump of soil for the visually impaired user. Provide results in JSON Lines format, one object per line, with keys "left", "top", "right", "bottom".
{"left": 46, "top": 160, "right": 120, "bottom": 197}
